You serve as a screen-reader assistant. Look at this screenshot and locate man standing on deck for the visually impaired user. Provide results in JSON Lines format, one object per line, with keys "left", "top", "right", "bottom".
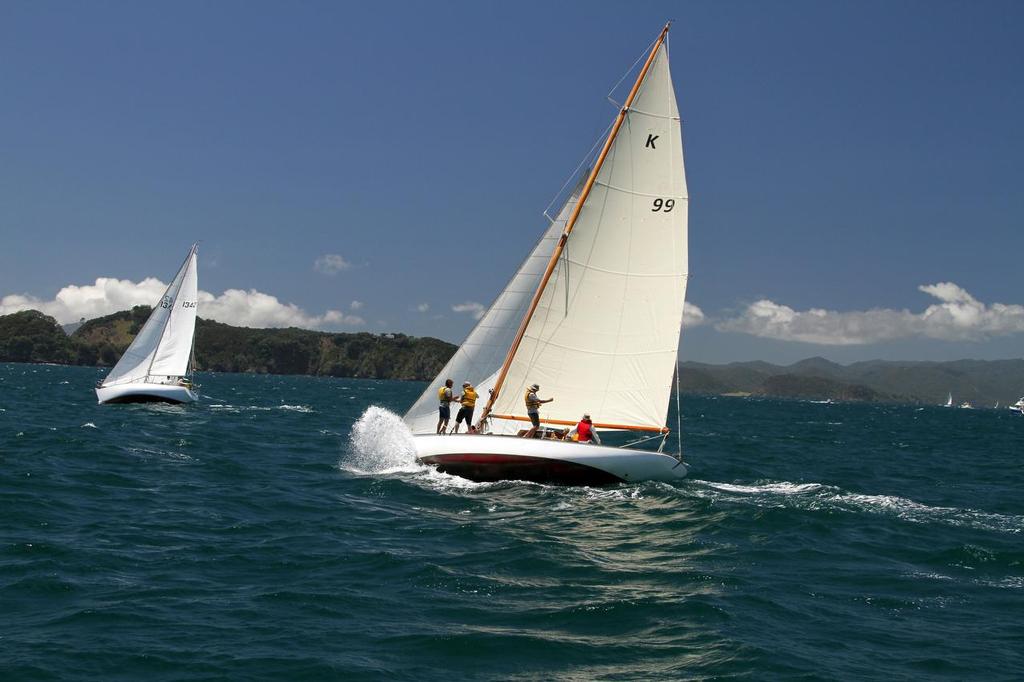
{"left": 522, "top": 383, "right": 553, "bottom": 438}
{"left": 436, "top": 379, "right": 455, "bottom": 434}
{"left": 452, "top": 381, "right": 478, "bottom": 434}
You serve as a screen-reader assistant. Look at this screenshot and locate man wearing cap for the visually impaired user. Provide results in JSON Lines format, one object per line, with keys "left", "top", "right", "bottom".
{"left": 566, "top": 414, "right": 601, "bottom": 444}
{"left": 522, "top": 383, "right": 554, "bottom": 438}
{"left": 452, "top": 381, "right": 479, "bottom": 434}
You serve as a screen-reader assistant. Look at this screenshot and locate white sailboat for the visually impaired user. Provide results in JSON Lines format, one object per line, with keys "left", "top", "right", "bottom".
{"left": 404, "top": 24, "right": 689, "bottom": 485}
{"left": 96, "top": 243, "right": 200, "bottom": 404}
{"left": 944, "top": 392, "right": 953, "bottom": 407}
{"left": 1010, "top": 397, "right": 1024, "bottom": 414}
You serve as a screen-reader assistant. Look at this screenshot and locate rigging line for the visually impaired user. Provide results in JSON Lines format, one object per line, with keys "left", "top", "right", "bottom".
{"left": 675, "top": 361, "right": 683, "bottom": 459}
{"left": 543, "top": 122, "right": 611, "bottom": 223}
{"left": 606, "top": 34, "right": 661, "bottom": 107}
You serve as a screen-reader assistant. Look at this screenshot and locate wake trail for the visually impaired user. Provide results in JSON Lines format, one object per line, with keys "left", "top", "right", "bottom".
{"left": 689, "top": 479, "right": 1023, "bottom": 535}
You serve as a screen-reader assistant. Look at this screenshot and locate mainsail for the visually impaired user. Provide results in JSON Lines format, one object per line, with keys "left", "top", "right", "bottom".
{"left": 103, "top": 244, "right": 199, "bottom": 386}
{"left": 486, "top": 41, "right": 688, "bottom": 432}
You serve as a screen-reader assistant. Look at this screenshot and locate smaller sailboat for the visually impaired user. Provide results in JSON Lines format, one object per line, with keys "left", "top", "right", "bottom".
{"left": 943, "top": 392, "right": 953, "bottom": 407}
{"left": 96, "top": 243, "right": 200, "bottom": 404}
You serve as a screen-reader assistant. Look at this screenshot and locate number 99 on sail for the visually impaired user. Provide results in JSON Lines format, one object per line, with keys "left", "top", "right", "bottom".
{"left": 652, "top": 199, "right": 675, "bottom": 212}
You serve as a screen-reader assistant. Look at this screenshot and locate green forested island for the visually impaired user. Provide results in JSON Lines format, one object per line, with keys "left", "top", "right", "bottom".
{"left": 0, "top": 308, "right": 455, "bottom": 381}
{"left": 2, "top": 308, "right": 1023, "bottom": 405}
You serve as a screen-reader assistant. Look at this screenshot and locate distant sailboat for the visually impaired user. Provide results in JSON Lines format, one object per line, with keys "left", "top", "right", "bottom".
{"left": 1010, "top": 397, "right": 1024, "bottom": 414}
{"left": 944, "top": 392, "right": 953, "bottom": 408}
{"left": 96, "top": 243, "right": 199, "bottom": 404}
{"left": 404, "top": 24, "right": 689, "bottom": 485}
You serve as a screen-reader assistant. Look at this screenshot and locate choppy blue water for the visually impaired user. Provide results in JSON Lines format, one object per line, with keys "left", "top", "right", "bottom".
{"left": 1, "top": 363, "right": 1022, "bottom": 680}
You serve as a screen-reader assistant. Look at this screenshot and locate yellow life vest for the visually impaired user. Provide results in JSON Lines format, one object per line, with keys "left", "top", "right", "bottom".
{"left": 461, "top": 387, "right": 478, "bottom": 407}
{"left": 438, "top": 386, "right": 452, "bottom": 404}
{"left": 525, "top": 389, "right": 541, "bottom": 410}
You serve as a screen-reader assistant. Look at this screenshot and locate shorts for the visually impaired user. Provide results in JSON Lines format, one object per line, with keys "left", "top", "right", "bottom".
{"left": 438, "top": 404, "right": 450, "bottom": 420}
{"left": 456, "top": 406, "right": 475, "bottom": 424}
{"left": 528, "top": 411, "right": 540, "bottom": 428}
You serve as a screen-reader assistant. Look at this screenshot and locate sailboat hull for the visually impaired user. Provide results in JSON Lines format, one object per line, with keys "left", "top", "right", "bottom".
{"left": 414, "top": 434, "right": 688, "bottom": 485}
{"left": 96, "top": 382, "right": 198, "bottom": 405}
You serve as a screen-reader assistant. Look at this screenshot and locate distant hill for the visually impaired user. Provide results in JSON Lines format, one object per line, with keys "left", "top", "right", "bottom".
{"left": 0, "top": 307, "right": 456, "bottom": 382}
{"left": 2, "top": 308, "right": 1023, "bottom": 401}
{"left": 679, "top": 356, "right": 1024, "bottom": 405}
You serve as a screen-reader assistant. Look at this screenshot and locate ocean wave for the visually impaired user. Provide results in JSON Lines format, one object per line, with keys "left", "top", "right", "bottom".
{"left": 689, "top": 479, "right": 1023, "bottom": 535}
{"left": 277, "top": 404, "right": 314, "bottom": 413}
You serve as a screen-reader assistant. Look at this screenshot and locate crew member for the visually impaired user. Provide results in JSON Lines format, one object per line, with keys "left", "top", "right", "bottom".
{"left": 522, "top": 383, "right": 553, "bottom": 438}
{"left": 566, "top": 414, "right": 601, "bottom": 444}
{"left": 436, "top": 378, "right": 455, "bottom": 434}
{"left": 452, "top": 381, "right": 478, "bottom": 434}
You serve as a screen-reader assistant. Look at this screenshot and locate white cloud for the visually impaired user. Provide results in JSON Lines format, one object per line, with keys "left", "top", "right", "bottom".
{"left": 1, "top": 278, "right": 364, "bottom": 330}
{"left": 1, "top": 277, "right": 167, "bottom": 323}
{"left": 313, "top": 253, "right": 353, "bottom": 275}
{"left": 683, "top": 302, "right": 706, "bottom": 327}
{"left": 452, "top": 301, "right": 486, "bottom": 320}
{"left": 415, "top": 303, "right": 430, "bottom": 313}
{"left": 350, "top": 300, "right": 364, "bottom": 310}
{"left": 716, "top": 282, "right": 1024, "bottom": 345}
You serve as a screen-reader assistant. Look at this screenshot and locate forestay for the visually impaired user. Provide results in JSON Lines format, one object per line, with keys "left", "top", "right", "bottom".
{"left": 103, "top": 244, "right": 199, "bottom": 386}
{"left": 487, "top": 42, "right": 688, "bottom": 432}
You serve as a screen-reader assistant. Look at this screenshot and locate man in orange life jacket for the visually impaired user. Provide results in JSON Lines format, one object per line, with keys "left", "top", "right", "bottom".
{"left": 452, "top": 381, "right": 478, "bottom": 434}
{"left": 566, "top": 414, "right": 602, "bottom": 444}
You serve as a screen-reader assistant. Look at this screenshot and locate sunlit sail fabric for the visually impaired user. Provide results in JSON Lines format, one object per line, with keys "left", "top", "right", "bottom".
{"left": 488, "top": 43, "right": 688, "bottom": 431}
{"left": 103, "top": 245, "right": 199, "bottom": 386}
{"left": 403, "top": 196, "right": 579, "bottom": 434}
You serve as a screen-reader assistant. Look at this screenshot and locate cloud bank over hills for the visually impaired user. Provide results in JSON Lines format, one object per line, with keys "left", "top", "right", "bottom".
{"left": 0, "top": 277, "right": 364, "bottom": 330}
{"left": 715, "top": 283, "right": 1024, "bottom": 345}
{"left": 3, "top": 278, "right": 1022, "bottom": 352}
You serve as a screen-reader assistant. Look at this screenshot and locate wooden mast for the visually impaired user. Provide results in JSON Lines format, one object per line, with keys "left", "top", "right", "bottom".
{"left": 477, "top": 22, "right": 672, "bottom": 430}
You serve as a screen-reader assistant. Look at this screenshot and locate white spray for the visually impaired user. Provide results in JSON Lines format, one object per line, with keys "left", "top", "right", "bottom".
{"left": 344, "top": 406, "right": 420, "bottom": 475}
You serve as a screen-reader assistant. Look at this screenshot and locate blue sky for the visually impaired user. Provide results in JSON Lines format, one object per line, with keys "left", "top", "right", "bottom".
{"left": 1, "top": 1, "right": 1022, "bottom": 363}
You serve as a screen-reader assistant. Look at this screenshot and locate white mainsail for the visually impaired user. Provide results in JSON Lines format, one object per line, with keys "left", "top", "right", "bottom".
{"left": 487, "top": 42, "right": 688, "bottom": 432}
{"left": 102, "top": 244, "right": 199, "bottom": 386}
{"left": 403, "top": 192, "right": 580, "bottom": 434}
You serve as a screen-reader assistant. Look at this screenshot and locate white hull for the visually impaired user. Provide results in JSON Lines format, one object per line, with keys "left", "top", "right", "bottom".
{"left": 414, "top": 434, "right": 688, "bottom": 485}
{"left": 96, "top": 382, "right": 198, "bottom": 405}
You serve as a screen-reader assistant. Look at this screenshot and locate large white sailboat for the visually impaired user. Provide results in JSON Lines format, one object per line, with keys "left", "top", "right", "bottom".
{"left": 96, "top": 243, "right": 200, "bottom": 404}
{"left": 403, "top": 24, "right": 689, "bottom": 485}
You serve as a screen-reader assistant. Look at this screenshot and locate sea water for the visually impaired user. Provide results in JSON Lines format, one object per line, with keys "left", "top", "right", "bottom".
{"left": 1, "top": 363, "right": 1022, "bottom": 680}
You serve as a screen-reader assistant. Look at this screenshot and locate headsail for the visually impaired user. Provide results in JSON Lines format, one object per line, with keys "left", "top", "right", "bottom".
{"left": 485, "top": 37, "right": 688, "bottom": 432}
{"left": 403, "top": 192, "right": 581, "bottom": 434}
{"left": 103, "top": 244, "right": 199, "bottom": 386}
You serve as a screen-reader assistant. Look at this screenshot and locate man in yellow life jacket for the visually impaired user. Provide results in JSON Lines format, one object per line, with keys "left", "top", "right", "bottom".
{"left": 452, "top": 381, "right": 479, "bottom": 434}
{"left": 436, "top": 378, "right": 455, "bottom": 434}
{"left": 522, "top": 383, "right": 554, "bottom": 438}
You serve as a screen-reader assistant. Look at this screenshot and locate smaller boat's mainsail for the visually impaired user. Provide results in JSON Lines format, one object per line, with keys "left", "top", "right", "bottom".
{"left": 102, "top": 244, "right": 199, "bottom": 387}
